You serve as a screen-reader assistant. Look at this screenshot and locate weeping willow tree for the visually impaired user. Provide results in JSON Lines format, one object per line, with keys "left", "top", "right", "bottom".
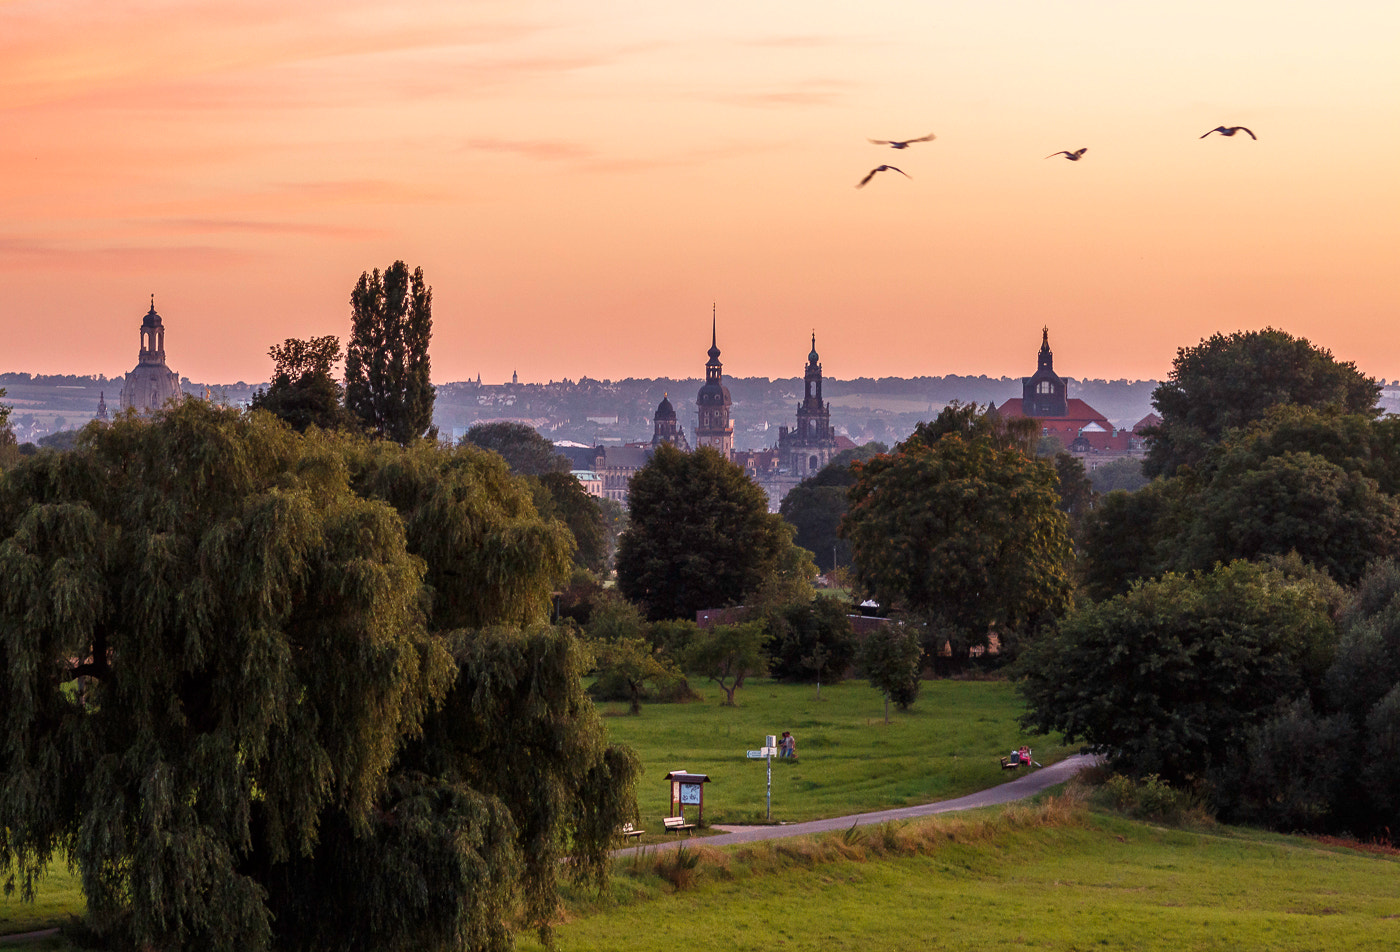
{"left": 0, "top": 402, "right": 638, "bottom": 952}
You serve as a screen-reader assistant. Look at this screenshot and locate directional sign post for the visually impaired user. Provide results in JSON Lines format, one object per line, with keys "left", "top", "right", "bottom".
{"left": 747, "top": 739, "right": 779, "bottom": 820}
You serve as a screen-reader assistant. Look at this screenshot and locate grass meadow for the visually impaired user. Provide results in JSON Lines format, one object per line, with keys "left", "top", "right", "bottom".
{"left": 525, "top": 795, "right": 1400, "bottom": 952}
{"left": 597, "top": 678, "right": 1072, "bottom": 831}
{"left": 0, "top": 859, "right": 83, "bottom": 940}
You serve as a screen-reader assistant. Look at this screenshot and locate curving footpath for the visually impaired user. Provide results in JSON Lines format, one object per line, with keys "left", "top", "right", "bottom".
{"left": 615, "top": 752, "right": 1098, "bottom": 858}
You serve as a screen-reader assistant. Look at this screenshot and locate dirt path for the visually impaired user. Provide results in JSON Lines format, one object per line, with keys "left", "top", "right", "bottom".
{"left": 615, "top": 752, "right": 1098, "bottom": 857}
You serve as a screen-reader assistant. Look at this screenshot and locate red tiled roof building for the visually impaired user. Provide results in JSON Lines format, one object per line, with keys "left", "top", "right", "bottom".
{"left": 996, "top": 328, "right": 1153, "bottom": 461}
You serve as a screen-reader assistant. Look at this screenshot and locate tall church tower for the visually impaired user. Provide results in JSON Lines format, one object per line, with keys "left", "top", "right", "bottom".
{"left": 119, "top": 296, "right": 183, "bottom": 414}
{"left": 1022, "top": 326, "right": 1067, "bottom": 417}
{"left": 694, "top": 310, "right": 733, "bottom": 459}
{"left": 778, "top": 333, "right": 838, "bottom": 476}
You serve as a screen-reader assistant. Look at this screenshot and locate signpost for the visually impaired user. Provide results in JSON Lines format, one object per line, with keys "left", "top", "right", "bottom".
{"left": 748, "top": 735, "right": 779, "bottom": 820}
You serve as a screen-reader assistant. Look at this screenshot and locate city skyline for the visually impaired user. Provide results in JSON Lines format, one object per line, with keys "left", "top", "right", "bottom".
{"left": 3, "top": 2, "right": 1397, "bottom": 384}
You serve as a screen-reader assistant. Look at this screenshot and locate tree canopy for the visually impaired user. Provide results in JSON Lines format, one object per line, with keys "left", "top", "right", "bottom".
{"left": 778, "top": 443, "right": 887, "bottom": 573}
{"left": 344, "top": 261, "right": 436, "bottom": 444}
{"left": 857, "top": 623, "right": 924, "bottom": 722}
{"left": 0, "top": 401, "right": 636, "bottom": 952}
{"left": 683, "top": 621, "right": 768, "bottom": 706}
{"left": 616, "top": 444, "right": 801, "bottom": 621}
{"left": 1017, "top": 560, "right": 1337, "bottom": 785}
{"left": 250, "top": 335, "right": 355, "bottom": 433}
{"left": 462, "top": 421, "right": 570, "bottom": 476}
{"left": 843, "top": 405, "right": 1074, "bottom": 660}
{"left": 1145, "top": 328, "right": 1379, "bottom": 478}
{"left": 1082, "top": 407, "right": 1400, "bottom": 597}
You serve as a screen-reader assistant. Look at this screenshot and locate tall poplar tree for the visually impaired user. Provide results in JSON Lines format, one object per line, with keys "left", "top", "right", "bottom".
{"left": 344, "top": 261, "right": 436, "bottom": 444}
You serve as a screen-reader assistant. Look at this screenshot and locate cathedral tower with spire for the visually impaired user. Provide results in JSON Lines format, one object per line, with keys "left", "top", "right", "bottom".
{"left": 694, "top": 309, "right": 733, "bottom": 459}
{"left": 119, "top": 296, "right": 183, "bottom": 414}
{"left": 777, "top": 333, "right": 838, "bottom": 476}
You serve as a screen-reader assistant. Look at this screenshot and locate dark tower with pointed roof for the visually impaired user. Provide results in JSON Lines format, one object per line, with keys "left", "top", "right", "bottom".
{"left": 778, "top": 333, "right": 838, "bottom": 476}
{"left": 1022, "top": 326, "right": 1067, "bottom": 417}
{"left": 694, "top": 310, "right": 733, "bottom": 459}
{"left": 651, "top": 393, "right": 691, "bottom": 450}
{"left": 119, "top": 296, "right": 183, "bottom": 414}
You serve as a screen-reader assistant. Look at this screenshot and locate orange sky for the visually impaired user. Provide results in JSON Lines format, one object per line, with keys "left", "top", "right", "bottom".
{"left": 2, "top": 1, "right": 1398, "bottom": 385}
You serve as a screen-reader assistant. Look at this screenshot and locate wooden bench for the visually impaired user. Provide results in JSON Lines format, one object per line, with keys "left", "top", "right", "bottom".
{"left": 619, "top": 822, "right": 645, "bottom": 842}
{"left": 662, "top": 816, "right": 696, "bottom": 835}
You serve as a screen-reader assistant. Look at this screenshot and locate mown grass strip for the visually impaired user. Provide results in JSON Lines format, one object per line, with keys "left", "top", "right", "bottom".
{"left": 529, "top": 797, "right": 1400, "bottom": 952}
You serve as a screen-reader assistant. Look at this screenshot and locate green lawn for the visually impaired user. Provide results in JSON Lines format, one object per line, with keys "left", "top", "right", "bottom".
{"left": 525, "top": 808, "right": 1400, "bottom": 952}
{"left": 0, "top": 678, "right": 1064, "bottom": 942}
{"left": 598, "top": 678, "right": 1072, "bottom": 831}
{"left": 0, "top": 858, "right": 84, "bottom": 938}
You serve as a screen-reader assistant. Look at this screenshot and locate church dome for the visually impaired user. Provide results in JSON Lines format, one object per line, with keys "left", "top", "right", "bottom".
{"left": 655, "top": 394, "right": 676, "bottom": 420}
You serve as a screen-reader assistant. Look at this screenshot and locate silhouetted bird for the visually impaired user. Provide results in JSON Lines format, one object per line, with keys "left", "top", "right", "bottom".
{"left": 1045, "top": 148, "right": 1088, "bottom": 161}
{"left": 868, "top": 133, "right": 936, "bottom": 149}
{"left": 1201, "top": 125, "right": 1256, "bottom": 140}
{"left": 856, "top": 165, "right": 910, "bottom": 188}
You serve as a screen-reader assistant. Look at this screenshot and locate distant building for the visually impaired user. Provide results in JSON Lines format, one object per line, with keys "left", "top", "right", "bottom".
{"left": 95, "top": 391, "right": 109, "bottom": 422}
{"left": 650, "top": 393, "right": 691, "bottom": 451}
{"left": 119, "top": 297, "right": 183, "bottom": 414}
{"left": 996, "top": 327, "right": 1152, "bottom": 468}
{"left": 776, "top": 334, "right": 839, "bottom": 478}
{"left": 694, "top": 313, "right": 734, "bottom": 460}
{"left": 593, "top": 444, "right": 652, "bottom": 503}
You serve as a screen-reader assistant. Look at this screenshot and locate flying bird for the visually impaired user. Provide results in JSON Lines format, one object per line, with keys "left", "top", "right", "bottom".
{"left": 868, "top": 133, "right": 936, "bottom": 149}
{"left": 1201, "top": 125, "right": 1256, "bottom": 140}
{"left": 856, "top": 165, "right": 910, "bottom": 188}
{"left": 1045, "top": 148, "right": 1088, "bottom": 161}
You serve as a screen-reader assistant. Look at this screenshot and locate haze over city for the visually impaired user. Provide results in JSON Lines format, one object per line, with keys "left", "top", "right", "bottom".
{"left": 3, "top": 1, "right": 1397, "bottom": 384}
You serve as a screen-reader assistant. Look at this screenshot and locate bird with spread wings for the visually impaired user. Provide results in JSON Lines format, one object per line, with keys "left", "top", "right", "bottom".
{"left": 1201, "top": 125, "right": 1256, "bottom": 139}
{"left": 856, "top": 165, "right": 911, "bottom": 188}
{"left": 868, "top": 133, "right": 936, "bottom": 149}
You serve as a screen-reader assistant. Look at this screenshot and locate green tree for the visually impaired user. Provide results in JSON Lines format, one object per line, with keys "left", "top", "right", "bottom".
{"left": 1087, "top": 455, "right": 1149, "bottom": 494}
{"left": 911, "top": 400, "right": 1039, "bottom": 455}
{"left": 1082, "top": 409, "right": 1400, "bottom": 596}
{"left": 778, "top": 444, "right": 886, "bottom": 573}
{"left": 0, "top": 403, "right": 636, "bottom": 952}
{"left": 344, "top": 261, "right": 435, "bottom": 444}
{"left": 461, "top": 423, "right": 608, "bottom": 573}
{"left": 1053, "top": 451, "right": 1096, "bottom": 536}
{"left": 1, "top": 390, "right": 22, "bottom": 471}
{"left": 532, "top": 471, "right": 610, "bottom": 574}
{"left": 843, "top": 415, "right": 1073, "bottom": 661}
{"left": 1017, "top": 560, "right": 1337, "bottom": 784}
{"left": 616, "top": 444, "right": 795, "bottom": 621}
{"left": 0, "top": 402, "right": 451, "bottom": 951}
{"left": 857, "top": 624, "right": 924, "bottom": 723}
{"left": 463, "top": 421, "right": 569, "bottom": 476}
{"left": 764, "top": 595, "right": 856, "bottom": 686}
{"left": 250, "top": 335, "right": 354, "bottom": 432}
{"left": 1181, "top": 451, "right": 1400, "bottom": 586}
{"left": 588, "top": 636, "right": 684, "bottom": 715}
{"left": 1145, "top": 328, "right": 1379, "bottom": 478}
{"left": 684, "top": 621, "right": 768, "bottom": 706}
{"left": 1078, "top": 479, "right": 1192, "bottom": 599}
